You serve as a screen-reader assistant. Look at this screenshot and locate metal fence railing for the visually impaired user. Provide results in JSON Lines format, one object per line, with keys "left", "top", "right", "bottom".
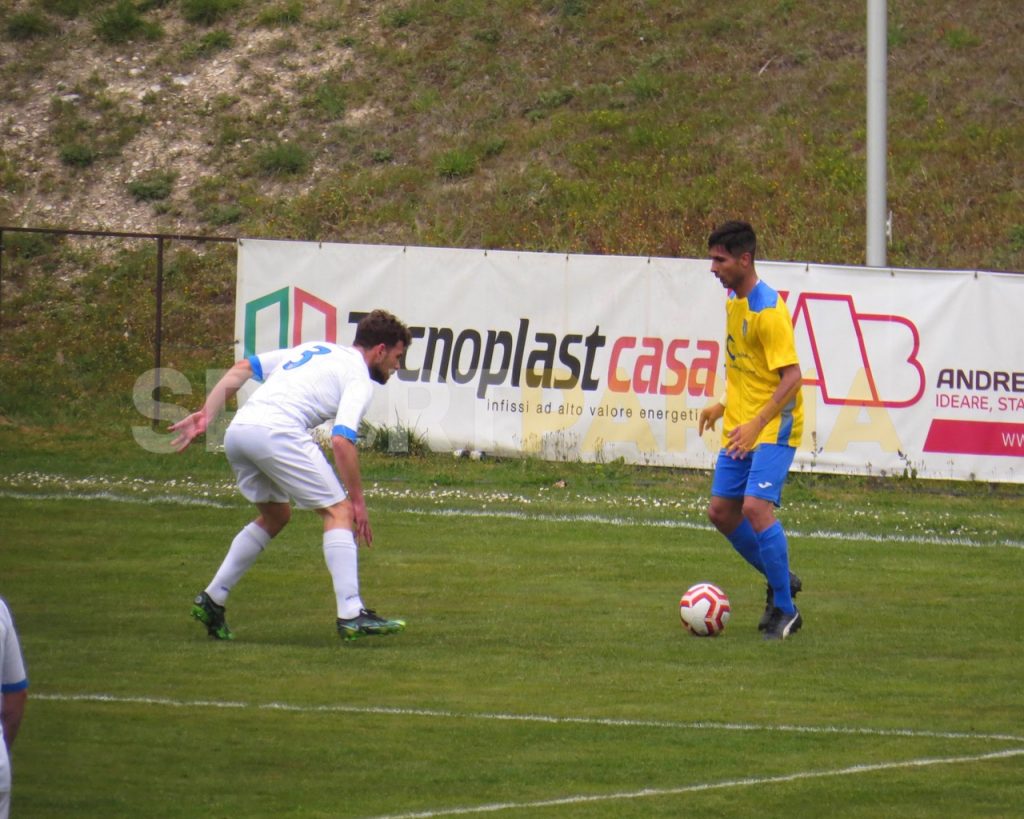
{"left": 0, "top": 225, "right": 237, "bottom": 426}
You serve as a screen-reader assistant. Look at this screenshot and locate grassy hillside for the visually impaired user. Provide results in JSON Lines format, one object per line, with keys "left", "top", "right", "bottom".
{"left": 0, "top": 0, "right": 1022, "bottom": 429}
{"left": 2, "top": 0, "right": 1022, "bottom": 269}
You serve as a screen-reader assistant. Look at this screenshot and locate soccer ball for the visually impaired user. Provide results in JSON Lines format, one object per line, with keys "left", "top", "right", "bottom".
{"left": 679, "top": 582, "right": 731, "bottom": 637}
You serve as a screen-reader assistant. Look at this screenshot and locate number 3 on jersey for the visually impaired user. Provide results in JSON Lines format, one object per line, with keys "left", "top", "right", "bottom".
{"left": 283, "top": 344, "right": 332, "bottom": 370}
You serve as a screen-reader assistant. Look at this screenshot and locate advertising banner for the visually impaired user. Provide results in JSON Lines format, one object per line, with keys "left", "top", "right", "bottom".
{"left": 236, "top": 239, "right": 1024, "bottom": 483}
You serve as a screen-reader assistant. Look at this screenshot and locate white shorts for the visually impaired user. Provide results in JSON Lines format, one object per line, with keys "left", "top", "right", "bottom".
{"left": 224, "top": 423, "right": 346, "bottom": 510}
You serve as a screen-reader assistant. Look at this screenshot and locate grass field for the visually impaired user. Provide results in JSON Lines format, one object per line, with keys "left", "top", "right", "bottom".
{"left": 1, "top": 433, "right": 1022, "bottom": 817}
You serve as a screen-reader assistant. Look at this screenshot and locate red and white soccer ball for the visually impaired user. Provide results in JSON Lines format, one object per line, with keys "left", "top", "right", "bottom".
{"left": 679, "top": 582, "right": 731, "bottom": 637}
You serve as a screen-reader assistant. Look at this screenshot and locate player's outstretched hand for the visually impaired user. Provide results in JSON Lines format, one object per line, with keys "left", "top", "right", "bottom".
{"left": 698, "top": 402, "right": 725, "bottom": 437}
{"left": 168, "top": 410, "right": 208, "bottom": 452}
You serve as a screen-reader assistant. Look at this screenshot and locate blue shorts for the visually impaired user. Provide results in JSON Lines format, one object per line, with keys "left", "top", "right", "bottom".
{"left": 711, "top": 444, "right": 796, "bottom": 507}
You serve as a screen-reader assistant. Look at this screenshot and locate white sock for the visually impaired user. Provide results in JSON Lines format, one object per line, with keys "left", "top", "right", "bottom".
{"left": 323, "top": 528, "right": 363, "bottom": 619}
{"left": 206, "top": 522, "right": 271, "bottom": 605}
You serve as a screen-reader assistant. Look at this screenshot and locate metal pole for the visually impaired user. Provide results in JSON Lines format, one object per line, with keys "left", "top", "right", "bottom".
{"left": 866, "top": 0, "right": 888, "bottom": 267}
{"left": 152, "top": 236, "right": 165, "bottom": 429}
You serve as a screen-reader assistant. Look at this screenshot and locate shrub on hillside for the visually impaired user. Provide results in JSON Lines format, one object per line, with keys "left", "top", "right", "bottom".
{"left": 94, "top": 0, "right": 163, "bottom": 43}
{"left": 5, "top": 11, "right": 54, "bottom": 41}
{"left": 182, "top": 0, "right": 243, "bottom": 26}
{"left": 127, "top": 169, "right": 178, "bottom": 202}
{"left": 254, "top": 142, "right": 310, "bottom": 177}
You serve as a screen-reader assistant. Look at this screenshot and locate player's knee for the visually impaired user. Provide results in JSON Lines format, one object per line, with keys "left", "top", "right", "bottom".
{"left": 706, "top": 503, "right": 722, "bottom": 527}
{"left": 258, "top": 504, "right": 291, "bottom": 536}
{"left": 318, "top": 500, "right": 353, "bottom": 530}
{"left": 707, "top": 499, "right": 734, "bottom": 531}
{"left": 742, "top": 497, "right": 775, "bottom": 530}
{"left": 274, "top": 509, "right": 292, "bottom": 532}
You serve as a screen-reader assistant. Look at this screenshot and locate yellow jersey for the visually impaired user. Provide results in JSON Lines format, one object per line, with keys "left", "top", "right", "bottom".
{"left": 721, "top": 280, "right": 803, "bottom": 448}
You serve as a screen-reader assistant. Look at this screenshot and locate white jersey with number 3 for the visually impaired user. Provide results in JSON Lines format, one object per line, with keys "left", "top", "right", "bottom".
{"left": 234, "top": 342, "right": 373, "bottom": 441}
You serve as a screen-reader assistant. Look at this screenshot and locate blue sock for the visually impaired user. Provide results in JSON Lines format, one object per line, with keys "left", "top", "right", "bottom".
{"left": 727, "top": 519, "right": 766, "bottom": 574}
{"left": 757, "top": 522, "right": 795, "bottom": 613}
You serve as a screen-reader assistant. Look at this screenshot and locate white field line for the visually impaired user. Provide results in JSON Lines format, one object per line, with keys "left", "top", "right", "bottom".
{"left": 2, "top": 485, "right": 1022, "bottom": 549}
{"left": 359, "top": 748, "right": 1024, "bottom": 819}
{"left": 32, "top": 696, "right": 1024, "bottom": 814}
{"left": 33, "top": 692, "right": 1024, "bottom": 744}
{"left": 0, "top": 489, "right": 236, "bottom": 508}
{"left": 405, "top": 507, "right": 1024, "bottom": 550}
{"left": 33, "top": 693, "right": 1024, "bottom": 817}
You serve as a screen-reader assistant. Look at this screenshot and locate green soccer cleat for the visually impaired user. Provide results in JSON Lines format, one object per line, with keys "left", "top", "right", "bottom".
{"left": 191, "top": 591, "right": 233, "bottom": 640}
{"left": 336, "top": 608, "right": 406, "bottom": 641}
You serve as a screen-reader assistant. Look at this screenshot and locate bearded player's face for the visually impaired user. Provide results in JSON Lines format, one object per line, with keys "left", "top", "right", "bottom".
{"left": 369, "top": 341, "right": 406, "bottom": 384}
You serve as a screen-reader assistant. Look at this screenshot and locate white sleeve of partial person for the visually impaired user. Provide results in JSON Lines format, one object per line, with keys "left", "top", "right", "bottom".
{"left": 0, "top": 602, "right": 27, "bottom": 690}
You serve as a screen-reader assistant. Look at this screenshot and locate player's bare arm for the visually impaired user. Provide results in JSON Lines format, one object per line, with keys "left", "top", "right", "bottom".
{"left": 169, "top": 359, "right": 254, "bottom": 452}
{"left": 756, "top": 363, "right": 803, "bottom": 427}
{"left": 331, "top": 434, "right": 372, "bottom": 546}
{"left": 1, "top": 688, "right": 27, "bottom": 748}
{"left": 726, "top": 363, "right": 802, "bottom": 457}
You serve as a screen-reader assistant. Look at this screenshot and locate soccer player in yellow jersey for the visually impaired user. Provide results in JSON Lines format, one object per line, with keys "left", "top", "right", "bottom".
{"left": 698, "top": 221, "right": 805, "bottom": 640}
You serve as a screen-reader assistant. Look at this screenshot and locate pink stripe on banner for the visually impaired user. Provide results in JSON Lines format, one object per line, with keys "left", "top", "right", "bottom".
{"left": 923, "top": 419, "right": 1024, "bottom": 457}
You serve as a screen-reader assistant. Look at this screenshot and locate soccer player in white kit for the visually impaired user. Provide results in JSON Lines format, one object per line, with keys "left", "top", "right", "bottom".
{"left": 170, "top": 309, "right": 412, "bottom": 642}
{"left": 1, "top": 597, "right": 29, "bottom": 819}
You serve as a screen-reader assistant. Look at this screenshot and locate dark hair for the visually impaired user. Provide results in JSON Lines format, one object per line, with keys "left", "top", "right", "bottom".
{"left": 353, "top": 309, "right": 412, "bottom": 349}
{"left": 708, "top": 220, "right": 757, "bottom": 259}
